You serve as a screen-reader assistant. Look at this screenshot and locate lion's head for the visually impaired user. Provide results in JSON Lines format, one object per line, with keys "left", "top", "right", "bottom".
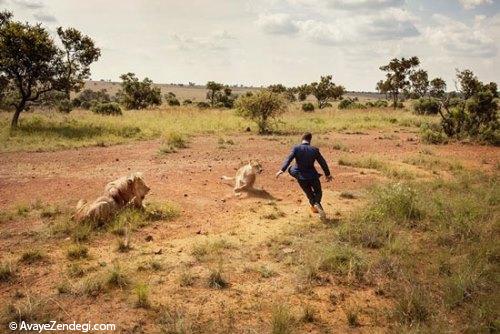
{"left": 249, "top": 160, "right": 263, "bottom": 174}
{"left": 127, "top": 172, "right": 150, "bottom": 200}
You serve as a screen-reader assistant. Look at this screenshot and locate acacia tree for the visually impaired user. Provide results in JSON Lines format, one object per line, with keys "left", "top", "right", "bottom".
{"left": 235, "top": 90, "right": 287, "bottom": 134}
{"left": 309, "top": 75, "right": 345, "bottom": 109}
{"left": 206, "top": 81, "right": 224, "bottom": 107}
{"left": 409, "top": 69, "right": 429, "bottom": 98}
{"left": 296, "top": 84, "right": 310, "bottom": 101}
{"left": 1, "top": 12, "right": 60, "bottom": 127}
{"left": 57, "top": 27, "right": 100, "bottom": 109}
{"left": 376, "top": 79, "right": 392, "bottom": 99}
{"left": 438, "top": 69, "right": 498, "bottom": 144}
{"left": 0, "top": 11, "right": 100, "bottom": 127}
{"left": 429, "top": 78, "right": 446, "bottom": 99}
{"left": 118, "top": 73, "right": 161, "bottom": 109}
{"left": 379, "top": 56, "right": 420, "bottom": 108}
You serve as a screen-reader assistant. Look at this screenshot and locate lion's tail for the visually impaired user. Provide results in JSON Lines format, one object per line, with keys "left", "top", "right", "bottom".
{"left": 221, "top": 176, "right": 234, "bottom": 181}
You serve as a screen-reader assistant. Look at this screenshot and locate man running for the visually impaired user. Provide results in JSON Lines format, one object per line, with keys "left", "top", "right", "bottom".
{"left": 276, "top": 132, "right": 332, "bottom": 220}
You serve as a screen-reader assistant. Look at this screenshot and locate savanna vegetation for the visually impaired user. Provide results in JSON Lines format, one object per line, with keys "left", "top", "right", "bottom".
{"left": 0, "top": 8, "right": 498, "bottom": 334}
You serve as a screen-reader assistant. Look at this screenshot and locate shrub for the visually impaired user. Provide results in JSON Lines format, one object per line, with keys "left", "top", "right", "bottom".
{"left": 366, "top": 99, "right": 389, "bottom": 108}
{"left": 207, "top": 266, "right": 228, "bottom": 289}
{"left": 0, "top": 262, "right": 15, "bottom": 282}
{"left": 438, "top": 72, "right": 499, "bottom": 145}
{"left": 165, "top": 132, "right": 187, "bottom": 149}
{"left": 91, "top": 102, "right": 122, "bottom": 115}
{"left": 19, "top": 250, "right": 45, "bottom": 264}
{"left": 235, "top": 89, "right": 287, "bottom": 134}
{"left": 182, "top": 99, "right": 192, "bottom": 105}
{"left": 301, "top": 102, "right": 314, "bottom": 112}
{"left": 271, "top": 304, "right": 295, "bottom": 334}
{"left": 338, "top": 98, "right": 366, "bottom": 110}
{"left": 134, "top": 283, "right": 150, "bottom": 308}
{"left": 196, "top": 101, "right": 210, "bottom": 109}
{"left": 420, "top": 123, "right": 448, "bottom": 144}
{"left": 107, "top": 263, "right": 128, "bottom": 288}
{"left": 117, "top": 73, "right": 162, "bottom": 109}
{"left": 73, "top": 89, "right": 111, "bottom": 109}
{"left": 164, "top": 92, "right": 180, "bottom": 106}
{"left": 413, "top": 98, "right": 440, "bottom": 115}
{"left": 310, "top": 75, "right": 345, "bottom": 108}
{"left": 66, "top": 244, "right": 89, "bottom": 260}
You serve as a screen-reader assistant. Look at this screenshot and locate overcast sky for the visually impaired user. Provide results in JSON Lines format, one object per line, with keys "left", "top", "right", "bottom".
{"left": 3, "top": 0, "right": 500, "bottom": 91}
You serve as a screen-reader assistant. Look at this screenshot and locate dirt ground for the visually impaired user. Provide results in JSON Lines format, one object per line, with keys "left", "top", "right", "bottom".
{"left": 0, "top": 129, "right": 498, "bottom": 333}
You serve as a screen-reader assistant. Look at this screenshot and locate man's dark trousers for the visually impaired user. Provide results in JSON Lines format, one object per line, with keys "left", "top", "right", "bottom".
{"left": 297, "top": 178, "right": 322, "bottom": 206}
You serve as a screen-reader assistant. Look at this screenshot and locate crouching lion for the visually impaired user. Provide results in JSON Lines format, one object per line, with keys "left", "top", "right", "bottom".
{"left": 74, "top": 172, "right": 151, "bottom": 224}
{"left": 221, "top": 160, "right": 263, "bottom": 195}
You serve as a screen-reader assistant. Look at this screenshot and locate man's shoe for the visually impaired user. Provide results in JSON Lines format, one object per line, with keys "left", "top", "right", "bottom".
{"left": 314, "top": 203, "right": 326, "bottom": 221}
{"left": 310, "top": 205, "right": 319, "bottom": 213}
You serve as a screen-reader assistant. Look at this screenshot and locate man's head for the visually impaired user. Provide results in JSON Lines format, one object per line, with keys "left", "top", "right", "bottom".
{"left": 302, "top": 132, "right": 312, "bottom": 143}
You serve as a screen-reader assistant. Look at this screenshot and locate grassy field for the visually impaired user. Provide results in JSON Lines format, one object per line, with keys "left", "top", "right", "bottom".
{"left": 0, "top": 104, "right": 436, "bottom": 152}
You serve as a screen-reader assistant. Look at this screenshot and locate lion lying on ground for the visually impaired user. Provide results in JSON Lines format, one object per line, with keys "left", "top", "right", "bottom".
{"left": 74, "top": 172, "right": 150, "bottom": 224}
{"left": 221, "top": 160, "right": 263, "bottom": 195}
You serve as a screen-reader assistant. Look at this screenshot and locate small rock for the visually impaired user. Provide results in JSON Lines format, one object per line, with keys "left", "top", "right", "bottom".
{"left": 154, "top": 249, "right": 163, "bottom": 255}
{"left": 145, "top": 235, "right": 153, "bottom": 242}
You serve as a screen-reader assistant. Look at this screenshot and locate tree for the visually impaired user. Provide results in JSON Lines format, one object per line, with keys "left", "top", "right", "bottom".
{"left": 0, "top": 11, "right": 100, "bottom": 127}
{"left": 56, "top": 27, "right": 100, "bottom": 109}
{"left": 267, "top": 84, "right": 287, "bottom": 94}
{"left": 437, "top": 69, "right": 498, "bottom": 144}
{"left": 376, "top": 79, "right": 392, "bottom": 100}
{"left": 296, "top": 84, "right": 310, "bottom": 101}
{"left": 429, "top": 78, "right": 446, "bottom": 99}
{"left": 235, "top": 90, "right": 287, "bottom": 134}
{"left": 117, "top": 73, "right": 161, "bottom": 109}
{"left": 0, "top": 11, "right": 60, "bottom": 127}
{"left": 409, "top": 69, "right": 429, "bottom": 98}
{"left": 206, "top": 81, "right": 224, "bottom": 107}
{"left": 456, "top": 69, "right": 482, "bottom": 99}
{"left": 310, "top": 75, "right": 345, "bottom": 109}
{"left": 379, "top": 56, "right": 420, "bottom": 109}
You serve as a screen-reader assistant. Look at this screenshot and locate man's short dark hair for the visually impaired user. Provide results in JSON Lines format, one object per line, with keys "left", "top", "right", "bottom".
{"left": 302, "top": 132, "right": 312, "bottom": 142}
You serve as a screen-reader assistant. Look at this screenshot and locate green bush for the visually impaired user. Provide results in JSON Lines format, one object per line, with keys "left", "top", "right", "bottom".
{"left": 302, "top": 102, "right": 314, "bottom": 112}
{"left": 339, "top": 98, "right": 366, "bottom": 110}
{"left": 413, "top": 98, "right": 440, "bottom": 115}
{"left": 91, "top": 102, "right": 122, "bottom": 115}
{"left": 196, "top": 101, "right": 210, "bottom": 109}
{"left": 73, "top": 89, "right": 111, "bottom": 110}
{"left": 420, "top": 123, "right": 448, "bottom": 144}
{"left": 235, "top": 90, "right": 287, "bottom": 134}
{"left": 366, "top": 99, "right": 389, "bottom": 108}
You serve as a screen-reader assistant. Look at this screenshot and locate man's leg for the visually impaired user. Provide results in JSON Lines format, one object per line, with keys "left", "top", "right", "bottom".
{"left": 311, "top": 178, "right": 323, "bottom": 207}
{"left": 297, "top": 179, "right": 315, "bottom": 206}
{"left": 311, "top": 178, "right": 326, "bottom": 220}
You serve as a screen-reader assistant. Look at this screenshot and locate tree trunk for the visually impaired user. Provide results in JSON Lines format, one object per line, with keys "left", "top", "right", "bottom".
{"left": 11, "top": 107, "right": 22, "bottom": 129}
{"left": 393, "top": 93, "right": 398, "bottom": 109}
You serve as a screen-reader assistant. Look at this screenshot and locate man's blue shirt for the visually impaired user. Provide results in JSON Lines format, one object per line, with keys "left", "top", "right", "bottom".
{"left": 280, "top": 142, "right": 331, "bottom": 180}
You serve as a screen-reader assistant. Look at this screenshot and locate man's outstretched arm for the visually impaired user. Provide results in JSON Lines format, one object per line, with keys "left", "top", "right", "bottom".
{"left": 316, "top": 150, "right": 332, "bottom": 180}
{"left": 276, "top": 147, "right": 295, "bottom": 178}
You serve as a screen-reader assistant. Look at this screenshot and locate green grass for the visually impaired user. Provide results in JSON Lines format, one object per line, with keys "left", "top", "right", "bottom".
{"left": 347, "top": 171, "right": 499, "bottom": 331}
{"left": 19, "top": 249, "right": 46, "bottom": 264}
{"left": 66, "top": 244, "right": 89, "bottom": 260}
{"left": 0, "top": 106, "right": 436, "bottom": 152}
{"left": 134, "top": 283, "right": 150, "bottom": 308}
{"left": 271, "top": 304, "right": 295, "bottom": 334}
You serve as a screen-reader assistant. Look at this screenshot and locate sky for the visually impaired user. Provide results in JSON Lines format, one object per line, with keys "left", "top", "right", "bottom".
{"left": 2, "top": 0, "right": 499, "bottom": 91}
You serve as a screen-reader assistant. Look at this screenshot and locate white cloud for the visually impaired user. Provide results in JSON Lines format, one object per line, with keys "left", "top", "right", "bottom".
{"left": 258, "top": 8, "right": 419, "bottom": 44}
{"left": 12, "top": 0, "right": 44, "bottom": 9}
{"left": 326, "top": 0, "right": 403, "bottom": 10}
{"left": 33, "top": 11, "right": 56, "bottom": 23}
{"left": 458, "top": 0, "right": 492, "bottom": 10}
{"left": 168, "top": 32, "right": 235, "bottom": 52}
{"left": 255, "top": 13, "right": 299, "bottom": 35}
{"left": 424, "top": 14, "right": 497, "bottom": 57}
